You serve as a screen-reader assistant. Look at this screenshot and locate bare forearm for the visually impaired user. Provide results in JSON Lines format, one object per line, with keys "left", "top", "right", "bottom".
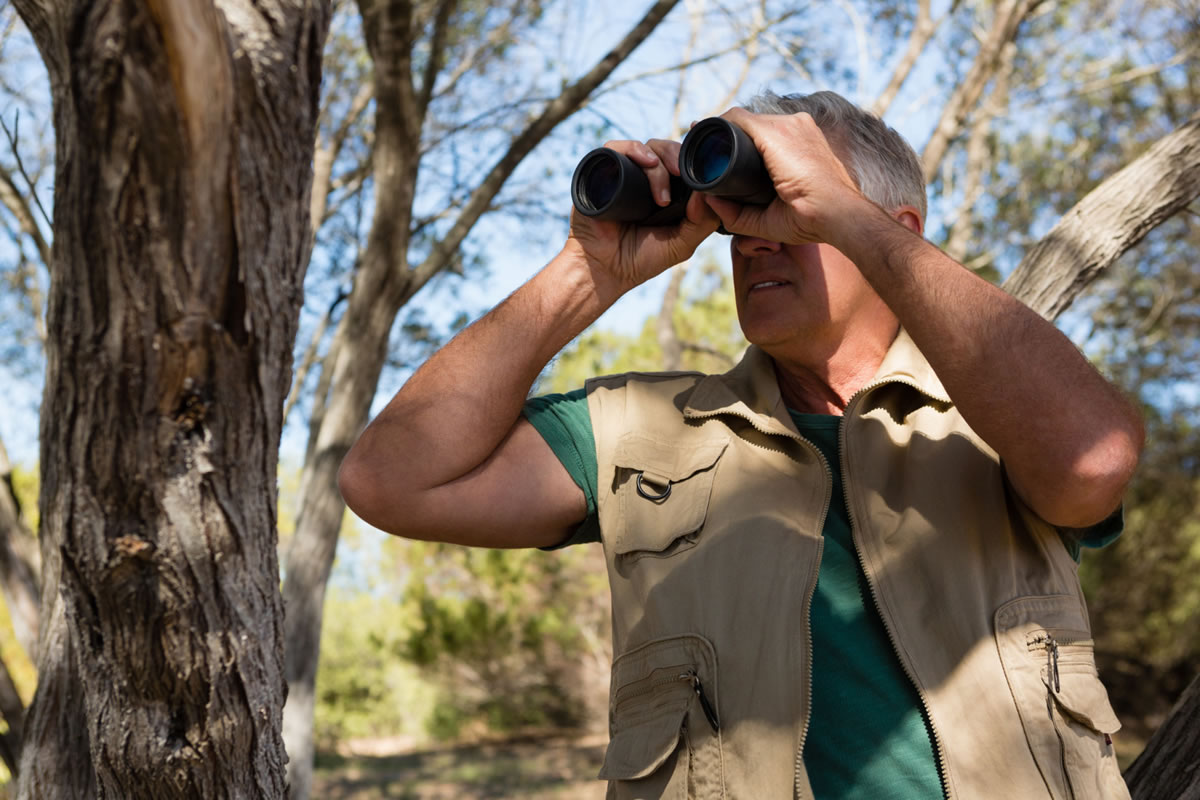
{"left": 834, "top": 201, "right": 1143, "bottom": 526}
{"left": 345, "top": 243, "right": 610, "bottom": 493}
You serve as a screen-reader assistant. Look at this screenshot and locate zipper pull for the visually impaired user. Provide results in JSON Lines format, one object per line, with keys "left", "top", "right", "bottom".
{"left": 681, "top": 671, "right": 720, "bottom": 733}
{"left": 1046, "top": 636, "right": 1060, "bottom": 693}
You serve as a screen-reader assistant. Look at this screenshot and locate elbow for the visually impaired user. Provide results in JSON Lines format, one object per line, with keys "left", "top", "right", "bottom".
{"left": 1044, "top": 424, "right": 1144, "bottom": 528}
{"left": 338, "top": 447, "right": 407, "bottom": 537}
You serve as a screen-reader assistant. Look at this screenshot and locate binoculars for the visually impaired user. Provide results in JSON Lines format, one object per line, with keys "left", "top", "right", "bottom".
{"left": 571, "top": 118, "right": 776, "bottom": 226}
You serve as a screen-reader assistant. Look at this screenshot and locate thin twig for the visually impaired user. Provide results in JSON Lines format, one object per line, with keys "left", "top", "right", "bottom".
{"left": 0, "top": 111, "right": 50, "bottom": 229}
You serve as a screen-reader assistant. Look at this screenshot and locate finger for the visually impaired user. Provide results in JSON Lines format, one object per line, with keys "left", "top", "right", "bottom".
{"left": 603, "top": 140, "right": 660, "bottom": 169}
{"left": 646, "top": 138, "right": 682, "bottom": 176}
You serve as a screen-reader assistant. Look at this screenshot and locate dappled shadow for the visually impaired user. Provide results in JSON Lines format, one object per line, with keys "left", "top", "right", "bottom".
{"left": 311, "top": 733, "right": 607, "bottom": 799}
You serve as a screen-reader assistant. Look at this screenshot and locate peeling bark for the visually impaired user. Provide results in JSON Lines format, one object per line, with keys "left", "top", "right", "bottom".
{"left": 12, "top": 0, "right": 331, "bottom": 797}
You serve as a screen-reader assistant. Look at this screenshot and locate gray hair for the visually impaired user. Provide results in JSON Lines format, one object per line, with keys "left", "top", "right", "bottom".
{"left": 742, "top": 90, "right": 927, "bottom": 221}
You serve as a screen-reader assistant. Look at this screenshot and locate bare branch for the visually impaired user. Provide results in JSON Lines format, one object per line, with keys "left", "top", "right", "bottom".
{"left": 418, "top": 0, "right": 456, "bottom": 115}
{"left": 311, "top": 79, "right": 374, "bottom": 240}
{"left": 944, "top": 42, "right": 1013, "bottom": 264}
{"left": 408, "top": 0, "right": 685, "bottom": 295}
{"left": 0, "top": 113, "right": 51, "bottom": 230}
{"left": 922, "top": 0, "right": 1043, "bottom": 182}
{"left": 284, "top": 292, "right": 346, "bottom": 424}
{"left": 0, "top": 163, "right": 50, "bottom": 268}
{"left": 870, "top": 0, "right": 947, "bottom": 117}
{"left": 432, "top": 1, "right": 522, "bottom": 102}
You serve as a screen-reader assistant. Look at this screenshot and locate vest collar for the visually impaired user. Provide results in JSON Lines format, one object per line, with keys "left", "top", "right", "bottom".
{"left": 682, "top": 329, "right": 950, "bottom": 428}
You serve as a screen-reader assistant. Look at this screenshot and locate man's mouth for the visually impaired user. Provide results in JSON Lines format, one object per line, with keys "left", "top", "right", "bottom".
{"left": 750, "top": 280, "right": 788, "bottom": 290}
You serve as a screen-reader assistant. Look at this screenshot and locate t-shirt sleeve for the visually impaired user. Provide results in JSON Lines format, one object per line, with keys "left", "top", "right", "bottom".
{"left": 522, "top": 388, "right": 601, "bottom": 549}
{"left": 1058, "top": 506, "right": 1124, "bottom": 563}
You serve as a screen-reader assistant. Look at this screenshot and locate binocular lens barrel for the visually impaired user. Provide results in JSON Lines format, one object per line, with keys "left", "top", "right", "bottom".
{"left": 570, "top": 118, "right": 774, "bottom": 226}
{"left": 678, "top": 118, "right": 775, "bottom": 205}
{"left": 572, "top": 147, "right": 690, "bottom": 225}
{"left": 575, "top": 152, "right": 622, "bottom": 214}
{"left": 687, "top": 129, "right": 733, "bottom": 185}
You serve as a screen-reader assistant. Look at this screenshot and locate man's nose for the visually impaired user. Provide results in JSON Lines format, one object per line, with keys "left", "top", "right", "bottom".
{"left": 732, "top": 235, "right": 782, "bottom": 257}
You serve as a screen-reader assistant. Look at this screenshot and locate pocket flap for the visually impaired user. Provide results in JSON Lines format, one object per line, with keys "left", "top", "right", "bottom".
{"left": 1044, "top": 670, "right": 1123, "bottom": 734}
{"left": 613, "top": 436, "right": 727, "bottom": 557}
{"left": 613, "top": 434, "right": 727, "bottom": 483}
{"left": 599, "top": 694, "right": 691, "bottom": 780}
{"left": 599, "top": 634, "right": 719, "bottom": 781}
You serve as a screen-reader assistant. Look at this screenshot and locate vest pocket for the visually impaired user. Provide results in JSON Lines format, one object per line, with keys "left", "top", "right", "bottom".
{"left": 600, "top": 634, "right": 724, "bottom": 800}
{"left": 612, "top": 434, "right": 727, "bottom": 560}
{"left": 995, "top": 595, "right": 1130, "bottom": 800}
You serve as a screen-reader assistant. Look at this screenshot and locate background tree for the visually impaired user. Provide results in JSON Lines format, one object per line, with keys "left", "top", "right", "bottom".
{"left": 8, "top": 1, "right": 331, "bottom": 797}
{"left": 277, "top": 0, "right": 809, "bottom": 793}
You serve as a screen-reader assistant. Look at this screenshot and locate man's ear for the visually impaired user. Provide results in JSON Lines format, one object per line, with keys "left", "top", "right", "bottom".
{"left": 893, "top": 206, "right": 923, "bottom": 236}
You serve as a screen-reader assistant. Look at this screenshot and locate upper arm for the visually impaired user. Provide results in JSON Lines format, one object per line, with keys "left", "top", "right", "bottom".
{"left": 339, "top": 418, "right": 588, "bottom": 549}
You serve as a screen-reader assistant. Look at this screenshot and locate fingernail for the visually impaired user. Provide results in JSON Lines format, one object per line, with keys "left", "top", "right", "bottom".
{"left": 659, "top": 188, "right": 670, "bottom": 204}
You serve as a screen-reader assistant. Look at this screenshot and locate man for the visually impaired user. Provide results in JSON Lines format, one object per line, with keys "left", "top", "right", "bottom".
{"left": 339, "top": 91, "right": 1142, "bottom": 798}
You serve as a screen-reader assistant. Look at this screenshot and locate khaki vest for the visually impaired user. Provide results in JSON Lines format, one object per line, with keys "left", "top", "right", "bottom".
{"left": 585, "top": 332, "right": 1129, "bottom": 800}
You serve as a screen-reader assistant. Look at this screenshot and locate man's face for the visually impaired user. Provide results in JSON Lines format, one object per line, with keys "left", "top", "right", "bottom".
{"left": 729, "top": 234, "right": 882, "bottom": 352}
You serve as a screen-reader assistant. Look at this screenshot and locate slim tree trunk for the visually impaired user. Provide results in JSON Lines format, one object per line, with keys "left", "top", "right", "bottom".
{"left": 280, "top": 2, "right": 685, "bottom": 796}
{"left": 12, "top": 1, "right": 330, "bottom": 797}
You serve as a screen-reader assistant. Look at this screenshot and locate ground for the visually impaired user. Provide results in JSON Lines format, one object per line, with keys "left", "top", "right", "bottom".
{"left": 312, "top": 729, "right": 1147, "bottom": 799}
{"left": 312, "top": 732, "right": 609, "bottom": 799}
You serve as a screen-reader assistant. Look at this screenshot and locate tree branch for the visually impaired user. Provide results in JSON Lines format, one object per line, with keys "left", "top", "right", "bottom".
{"left": 1003, "top": 113, "right": 1200, "bottom": 320}
{"left": 418, "top": 0, "right": 455, "bottom": 115}
{"left": 921, "top": 0, "right": 1042, "bottom": 182}
{"left": 0, "top": 164, "right": 51, "bottom": 269}
{"left": 407, "top": 0, "right": 683, "bottom": 295}
{"left": 870, "top": 0, "right": 948, "bottom": 117}
{"left": 0, "top": 114, "right": 51, "bottom": 231}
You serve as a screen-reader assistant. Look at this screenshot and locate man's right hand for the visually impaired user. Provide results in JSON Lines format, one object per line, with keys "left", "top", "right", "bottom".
{"left": 567, "top": 138, "right": 720, "bottom": 304}
{"left": 339, "top": 136, "right": 719, "bottom": 550}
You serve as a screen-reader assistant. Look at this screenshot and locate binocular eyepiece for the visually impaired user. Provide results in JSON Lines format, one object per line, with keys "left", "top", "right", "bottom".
{"left": 571, "top": 118, "right": 776, "bottom": 227}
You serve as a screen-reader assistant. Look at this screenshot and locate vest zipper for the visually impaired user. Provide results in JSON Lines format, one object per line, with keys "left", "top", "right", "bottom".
{"left": 839, "top": 378, "right": 953, "bottom": 799}
{"left": 682, "top": 405, "right": 835, "bottom": 800}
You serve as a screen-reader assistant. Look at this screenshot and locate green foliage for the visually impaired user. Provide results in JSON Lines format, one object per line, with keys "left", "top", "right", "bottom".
{"left": 313, "top": 588, "right": 436, "bottom": 750}
{"left": 9, "top": 463, "right": 38, "bottom": 533}
{"left": 543, "top": 255, "right": 746, "bottom": 394}
{"left": 396, "top": 538, "right": 609, "bottom": 740}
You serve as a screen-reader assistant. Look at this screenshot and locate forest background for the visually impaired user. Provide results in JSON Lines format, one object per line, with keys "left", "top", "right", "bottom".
{"left": 0, "top": 0, "right": 1196, "bottom": 796}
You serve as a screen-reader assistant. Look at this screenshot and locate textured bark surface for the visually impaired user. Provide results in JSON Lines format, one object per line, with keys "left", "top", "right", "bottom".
{"left": 1003, "top": 114, "right": 1200, "bottom": 321}
{"left": 1126, "top": 674, "right": 1200, "bottom": 800}
{"left": 280, "top": 2, "right": 684, "bottom": 796}
{"left": 11, "top": 0, "right": 330, "bottom": 797}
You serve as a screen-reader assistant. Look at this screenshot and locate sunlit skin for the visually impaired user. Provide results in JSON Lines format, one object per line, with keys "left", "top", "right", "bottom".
{"left": 730, "top": 218, "right": 919, "bottom": 415}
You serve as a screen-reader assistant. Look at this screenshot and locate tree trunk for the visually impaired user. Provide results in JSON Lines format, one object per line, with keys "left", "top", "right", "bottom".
{"left": 12, "top": 1, "right": 330, "bottom": 797}
{"left": 280, "top": 2, "right": 685, "bottom": 796}
{"left": 1124, "top": 672, "right": 1200, "bottom": 800}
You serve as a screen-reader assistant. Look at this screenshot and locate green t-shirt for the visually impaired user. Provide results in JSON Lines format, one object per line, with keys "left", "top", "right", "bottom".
{"left": 522, "top": 389, "right": 1121, "bottom": 798}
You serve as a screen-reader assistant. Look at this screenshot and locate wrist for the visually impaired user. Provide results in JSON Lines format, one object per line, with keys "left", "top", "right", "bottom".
{"left": 557, "top": 237, "right": 629, "bottom": 309}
